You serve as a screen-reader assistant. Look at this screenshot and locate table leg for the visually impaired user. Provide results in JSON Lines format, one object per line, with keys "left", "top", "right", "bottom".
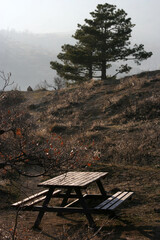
{"left": 74, "top": 187, "right": 96, "bottom": 228}
{"left": 96, "top": 179, "right": 107, "bottom": 197}
{"left": 57, "top": 187, "right": 72, "bottom": 216}
{"left": 33, "top": 187, "right": 55, "bottom": 229}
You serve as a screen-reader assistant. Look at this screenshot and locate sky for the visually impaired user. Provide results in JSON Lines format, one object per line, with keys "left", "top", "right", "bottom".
{"left": 0, "top": 0, "right": 160, "bottom": 36}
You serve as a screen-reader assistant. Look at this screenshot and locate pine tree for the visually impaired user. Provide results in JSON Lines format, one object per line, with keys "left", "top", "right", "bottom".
{"left": 50, "top": 3, "right": 152, "bottom": 82}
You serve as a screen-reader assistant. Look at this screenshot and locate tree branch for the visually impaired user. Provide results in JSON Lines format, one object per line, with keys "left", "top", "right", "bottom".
{"left": 0, "top": 70, "right": 14, "bottom": 91}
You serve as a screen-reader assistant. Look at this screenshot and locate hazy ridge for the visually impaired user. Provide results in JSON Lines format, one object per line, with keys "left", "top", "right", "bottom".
{"left": 0, "top": 29, "right": 159, "bottom": 90}
{"left": 0, "top": 30, "right": 73, "bottom": 90}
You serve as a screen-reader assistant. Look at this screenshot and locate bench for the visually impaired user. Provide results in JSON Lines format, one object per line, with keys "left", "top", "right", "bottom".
{"left": 12, "top": 190, "right": 133, "bottom": 212}
{"left": 95, "top": 191, "right": 134, "bottom": 211}
{"left": 12, "top": 189, "right": 61, "bottom": 208}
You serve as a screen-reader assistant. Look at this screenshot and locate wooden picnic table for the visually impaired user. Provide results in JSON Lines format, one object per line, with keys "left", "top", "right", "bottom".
{"left": 12, "top": 171, "right": 133, "bottom": 229}
{"left": 34, "top": 171, "right": 107, "bottom": 228}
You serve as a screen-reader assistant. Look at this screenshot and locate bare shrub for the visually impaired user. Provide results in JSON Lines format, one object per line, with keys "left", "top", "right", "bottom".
{"left": 125, "top": 96, "right": 160, "bottom": 121}
{"left": 54, "top": 76, "right": 66, "bottom": 90}
{"left": 0, "top": 91, "right": 25, "bottom": 108}
{"left": 0, "top": 70, "right": 14, "bottom": 92}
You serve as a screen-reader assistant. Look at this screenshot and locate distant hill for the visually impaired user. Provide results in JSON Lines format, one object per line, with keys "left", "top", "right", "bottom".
{"left": 0, "top": 30, "right": 74, "bottom": 90}
{"left": 0, "top": 29, "right": 159, "bottom": 90}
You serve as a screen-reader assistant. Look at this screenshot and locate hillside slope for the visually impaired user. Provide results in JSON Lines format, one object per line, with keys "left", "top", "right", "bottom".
{"left": 29, "top": 71, "right": 160, "bottom": 165}
{"left": 2, "top": 70, "right": 159, "bottom": 166}
{"left": 0, "top": 70, "right": 160, "bottom": 240}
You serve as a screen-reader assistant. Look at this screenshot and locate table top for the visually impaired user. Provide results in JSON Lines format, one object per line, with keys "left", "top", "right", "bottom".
{"left": 38, "top": 171, "right": 108, "bottom": 188}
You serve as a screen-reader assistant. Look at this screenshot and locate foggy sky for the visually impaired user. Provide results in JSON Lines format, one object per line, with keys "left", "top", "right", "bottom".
{"left": 0, "top": 0, "right": 160, "bottom": 90}
{"left": 1, "top": 0, "right": 160, "bottom": 36}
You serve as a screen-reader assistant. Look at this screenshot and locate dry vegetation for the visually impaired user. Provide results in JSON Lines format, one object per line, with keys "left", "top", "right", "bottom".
{"left": 0, "top": 70, "right": 160, "bottom": 239}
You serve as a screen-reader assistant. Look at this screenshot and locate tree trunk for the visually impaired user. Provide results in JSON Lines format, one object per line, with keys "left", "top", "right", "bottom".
{"left": 89, "top": 65, "right": 93, "bottom": 79}
{"left": 101, "top": 61, "right": 106, "bottom": 80}
{"left": 88, "top": 53, "right": 93, "bottom": 79}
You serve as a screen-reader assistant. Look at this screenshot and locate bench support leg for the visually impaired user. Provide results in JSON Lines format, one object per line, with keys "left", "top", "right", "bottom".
{"left": 33, "top": 187, "right": 55, "bottom": 229}
{"left": 74, "top": 187, "right": 96, "bottom": 229}
{"left": 96, "top": 180, "right": 107, "bottom": 197}
{"left": 57, "top": 187, "right": 72, "bottom": 216}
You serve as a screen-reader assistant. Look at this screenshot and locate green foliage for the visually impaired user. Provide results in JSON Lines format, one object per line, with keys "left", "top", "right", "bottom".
{"left": 51, "top": 44, "right": 90, "bottom": 82}
{"left": 51, "top": 3, "right": 152, "bottom": 83}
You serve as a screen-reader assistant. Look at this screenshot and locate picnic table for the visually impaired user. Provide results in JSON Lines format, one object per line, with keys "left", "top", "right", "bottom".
{"left": 12, "top": 171, "right": 133, "bottom": 229}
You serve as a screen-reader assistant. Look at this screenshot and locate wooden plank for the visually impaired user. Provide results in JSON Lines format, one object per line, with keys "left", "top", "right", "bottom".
{"left": 62, "top": 172, "right": 100, "bottom": 187}
{"left": 63, "top": 172, "right": 94, "bottom": 186}
{"left": 24, "top": 190, "right": 62, "bottom": 207}
{"left": 12, "top": 189, "right": 61, "bottom": 207}
{"left": 77, "top": 172, "right": 107, "bottom": 186}
{"left": 73, "top": 172, "right": 105, "bottom": 186}
{"left": 78, "top": 172, "right": 107, "bottom": 187}
{"left": 39, "top": 172, "right": 104, "bottom": 186}
{"left": 24, "top": 196, "right": 46, "bottom": 207}
{"left": 38, "top": 172, "right": 108, "bottom": 187}
{"left": 64, "top": 194, "right": 87, "bottom": 208}
{"left": 12, "top": 204, "right": 101, "bottom": 214}
{"left": 101, "top": 192, "right": 128, "bottom": 210}
{"left": 38, "top": 172, "right": 81, "bottom": 185}
{"left": 12, "top": 189, "right": 49, "bottom": 207}
{"left": 38, "top": 172, "right": 87, "bottom": 186}
{"left": 95, "top": 192, "right": 122, "bottom": 209}
{"left": 108, "top": 192, "right": 134, "bottom": 210}
{"left": 83, "top": 194, "right": 107, "bottom": 199}
{"left": 21, "top": 205, "right": 88, "bottom": 213}
{"left": 56, "top": 193, "right": 106, "bottom": 199}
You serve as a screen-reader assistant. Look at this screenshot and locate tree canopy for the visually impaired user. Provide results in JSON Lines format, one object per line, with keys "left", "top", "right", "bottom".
{"left": 50, "top": 3, "right": 152, "bottom": 82}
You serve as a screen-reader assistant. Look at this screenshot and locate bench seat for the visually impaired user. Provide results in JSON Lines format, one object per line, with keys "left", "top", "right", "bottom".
{"left": 95, "top": 191, "right": 134, "bottom": 211}
{"left": 12, "top": 189, "right": 61, "bottom": 208}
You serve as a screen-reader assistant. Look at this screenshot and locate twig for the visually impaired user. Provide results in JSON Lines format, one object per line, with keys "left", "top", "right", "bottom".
{"left": 12, "top": 208, "right": 20, "bottom": 240}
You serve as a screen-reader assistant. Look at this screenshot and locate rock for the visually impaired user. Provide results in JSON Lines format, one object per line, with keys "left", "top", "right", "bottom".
{"left": 27, "top": 86, "right": 33, "bottom": 91}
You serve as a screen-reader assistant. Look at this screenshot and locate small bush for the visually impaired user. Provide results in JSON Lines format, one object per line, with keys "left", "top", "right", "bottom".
{"left": 0, "top": 91, "right": 25, "bottom": 107}
{"left": 51, "top": 124, "right": 67, "bottom": 133}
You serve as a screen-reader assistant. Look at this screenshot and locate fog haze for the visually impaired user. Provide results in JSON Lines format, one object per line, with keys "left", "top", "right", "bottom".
{"left": 0, "top": 0, "right": 160, "bottom": 90}
{"left": 0, "top": 30, "right": 74, "bottom": 90}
